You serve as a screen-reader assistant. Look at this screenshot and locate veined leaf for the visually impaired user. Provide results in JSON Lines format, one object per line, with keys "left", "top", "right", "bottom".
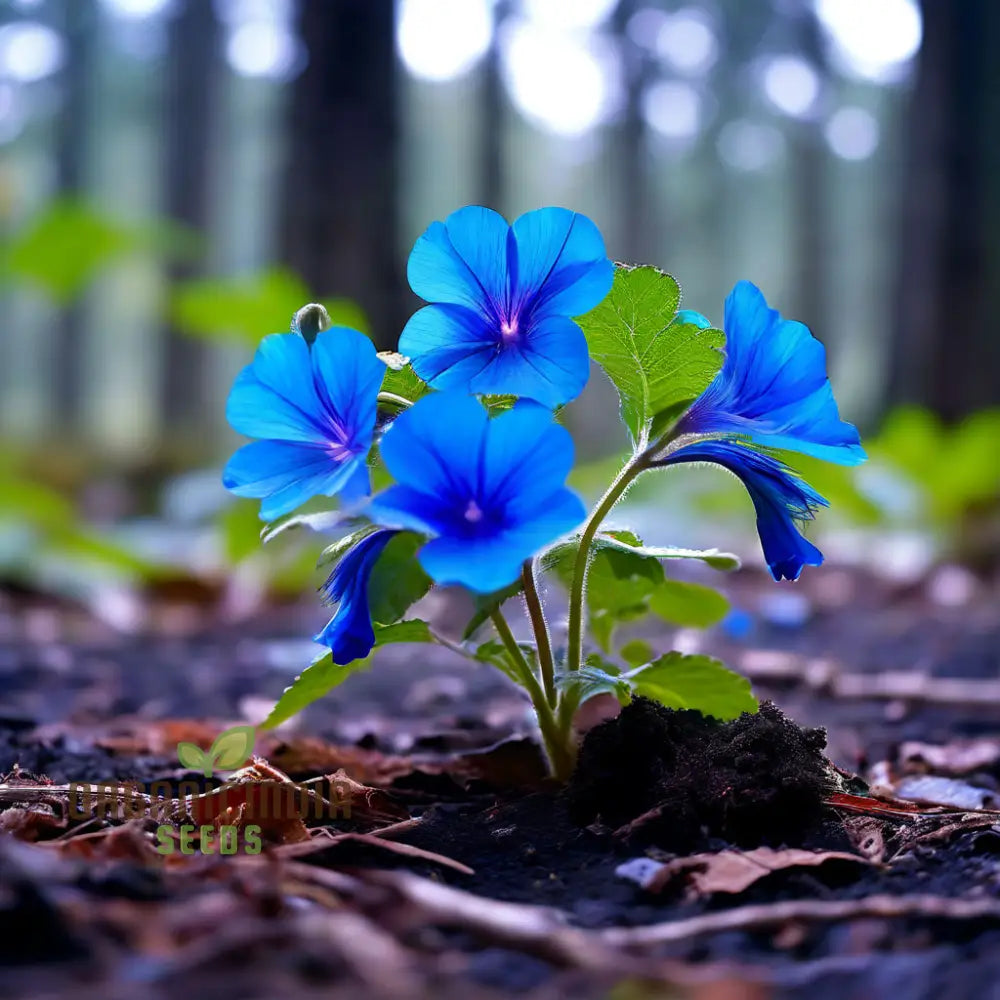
{"left": 261, "top": 650, "right": 372, "bottom": 729}
{"left": 377, "top": 352, "right": 432, "bottom": 403}
{"left": 577, "top": 264, "right": 724, "bottom": 444}
{"left": 596, "top": 531, "right": 740, "bottom": 571}
{"left": 629, "top": 652, "right": 757, "bottom": 720}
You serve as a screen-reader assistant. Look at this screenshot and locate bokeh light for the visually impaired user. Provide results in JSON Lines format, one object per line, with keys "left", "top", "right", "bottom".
{"left": 519, "top": 0, "right": 619, "bottom": 31}
{"left": 717, "top": 119, "right": 785, "bottom": 172}
{"left": 825, "top": 106, "right": 880, "bottom": 160}
{"left": 762, "top": 55, "right": 820, "bottom": 118}
{"left": 814, "top": 0, "right": 922, "bottom": 82}
{"left": 397, "top": 0, "right": 493, "bottom": 83}
{"left": 641, "top": 80, "right": 702, "bottom": 144}
{"left": 500, "top": 19, "right": 622, "bottom": 137}
{"left": 225, "top": 21, "right": 301, "bottom": 79}
{"left": 99, "top": 0, "right": 176, "bottom": 18}
{"left": 0, "top": 21, "right": 65, "bottom": 83}
{"left": 655, "top": 7, "right": 718, "bottom": 76}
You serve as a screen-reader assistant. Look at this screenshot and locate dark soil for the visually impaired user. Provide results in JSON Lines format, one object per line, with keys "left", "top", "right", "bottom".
{"left": 566, "top": 699, "right": 835, "bottom": 850}
{"left": 1, "top": 569, "right": 1000, "bottom": 998}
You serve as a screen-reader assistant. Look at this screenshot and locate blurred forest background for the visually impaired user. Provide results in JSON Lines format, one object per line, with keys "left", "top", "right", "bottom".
{"left": 1, "top": 0, "right": 998, "bottom": 606}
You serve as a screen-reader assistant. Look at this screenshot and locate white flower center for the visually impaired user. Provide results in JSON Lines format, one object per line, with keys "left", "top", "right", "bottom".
{"left": 463, "top": 499, "right": 484, "bottom": 523}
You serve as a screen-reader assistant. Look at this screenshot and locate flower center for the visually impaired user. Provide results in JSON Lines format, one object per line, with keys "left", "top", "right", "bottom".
{"left": 499, "top": 316, "right": 520, "bottom": 343}
{"left": 463, "top": 499, "right": 484, "bottom": 523}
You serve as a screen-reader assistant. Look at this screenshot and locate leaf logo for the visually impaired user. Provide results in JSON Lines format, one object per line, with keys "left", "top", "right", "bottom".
{"left": 176, "top": 725, "right": 256, "bottom": 777}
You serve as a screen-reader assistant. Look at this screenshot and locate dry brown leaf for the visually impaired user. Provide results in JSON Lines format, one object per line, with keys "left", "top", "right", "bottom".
{"left": 638, "top": 847, "right": 872, "bottom": 897}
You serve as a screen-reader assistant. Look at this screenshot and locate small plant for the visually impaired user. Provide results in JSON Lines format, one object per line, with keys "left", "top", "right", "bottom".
{"left": 222, "top": 206, "right": 864, "bottom": 781}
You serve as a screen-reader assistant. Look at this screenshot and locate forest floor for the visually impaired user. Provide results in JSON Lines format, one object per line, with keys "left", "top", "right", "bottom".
{"left": 1, "top": 564, "right": 999, "bottom": 1000}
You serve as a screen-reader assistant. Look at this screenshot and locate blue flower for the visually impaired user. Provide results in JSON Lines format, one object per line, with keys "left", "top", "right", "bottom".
{"left": 223, "top": 327, "right": 385, "bottom": 521}
{"left": 676, "top": 281, "right": 865, "bottom": 466}
{"left": 662, "top": 441, "right": 827, "bottom": 581}
{"left": 368, "top": 393, "right": 586, "bottom": 593}
{"left": 315, "top": 529, "right": 397, "bottom": 664}
{"left": 398, "top": 206, "right": 614, "bottom": 408}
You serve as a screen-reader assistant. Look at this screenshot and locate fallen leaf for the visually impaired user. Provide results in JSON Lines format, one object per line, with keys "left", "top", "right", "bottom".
{"left": 622, "top": 847, "right": 872, "bottom": 897}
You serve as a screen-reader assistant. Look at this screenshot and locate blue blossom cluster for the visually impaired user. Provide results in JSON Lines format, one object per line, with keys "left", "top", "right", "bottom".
{"left": 223, "top": 206, "right": 863, "bottom": 664}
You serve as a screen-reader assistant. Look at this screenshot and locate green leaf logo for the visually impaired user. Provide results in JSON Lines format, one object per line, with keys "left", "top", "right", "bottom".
{"left": 176, "top": 725, "right": 256, "bottom": 777}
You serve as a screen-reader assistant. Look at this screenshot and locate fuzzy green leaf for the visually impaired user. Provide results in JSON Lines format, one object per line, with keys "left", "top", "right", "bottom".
{"left": 630, "top": 652, "right": 757, "bottom": 720}
{"left": 261, "top": 509, "right": 351, "bottom": 544}
{"left": 558, "top": 658, "right": 633, "bottom": 707}
{"left": 576, "top": 264, "right": 724, "bottom": 444}
{"left": 619, "top": 639, "right": 654, "bottom": 667}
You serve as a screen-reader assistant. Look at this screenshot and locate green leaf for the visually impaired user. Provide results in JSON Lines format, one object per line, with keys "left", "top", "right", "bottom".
{"left": 210, "top": 725, "right": 256, "bottom": 770}
{"left": 176, "top": 742, "right": 211, "bottom": 773}
{"left": 316, "top": 525, "right": 381, "bottom": 570}
{"left": 481, "top": 394, "right": 519, "bottom": 417}
{"left": 648, "top": 579, "right": 730, "bottom": 628}
{"left": 5, "top": 200, "right": 137, "bottom": 303}
{"left": 596, "top": 530, "right": 741, "bottom": 571}
{"left": 549, "top": 540, "right": 662, "bottom": 651}
{"left": 619, "top": 639, "right": 653, "bottom": 667}
{"left": 630, "top": 652, "right": 757, "bottom": 720}
{"left": 173, "top": 267, "right": 368, "bottom": 344}
{"left": 377, "top": 352, "right": 432, "bottom": 403}
{"left": 367, "top": 532, "right": 433, "bottom": 625}
{"left": 557, "top": 656, "right": 632, "bottom": 706}
{"left": 261, "top": 650, "right": 372, "bottom": 729}
{"left": 577, "top": 264, "right": 724, "bottom": 444}
{"left": 373, "top": 619, "right": 433, "bottom": 646}
{"left": 474, "top": 639, "right": 525, "bottom": 685}
{"left": 462, "top": 579, "right": 524, "bottom": 640}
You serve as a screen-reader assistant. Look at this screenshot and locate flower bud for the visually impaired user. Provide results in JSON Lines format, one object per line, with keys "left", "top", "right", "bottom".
{"left": 293, "top": 302, "right": 331, "bottom": 345}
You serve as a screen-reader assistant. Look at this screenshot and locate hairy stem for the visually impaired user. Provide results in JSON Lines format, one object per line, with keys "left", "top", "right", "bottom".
{"left": 490, "top": 609, "right": 573, "bottom": 781}
{"left": 521, "top": 559, "right": 556, "bottom": 707}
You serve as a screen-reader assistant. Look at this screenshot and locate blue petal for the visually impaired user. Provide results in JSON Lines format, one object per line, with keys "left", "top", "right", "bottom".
{"left": 664, "top": 440, "right": 827, "bottom": 582}
{"left": 223, "top": 440, "right": 367, "bottom": 521}
{"left": 367, "top": 484, "right": 457, "bottom": 536}
{"left": 681, "top": 281, "right": 865, "bottom": 466}
{"left": 315, "top": 529, "right": 396, "bottom": 664}
{"left": 417, "top": 488, "right": 585, "bottom": 593}
{"left": 511, "top": 208, "right": 613, "bottom": 319}
{"left": 226, "top": 335, "right": 328, "bottom": 443}
{"left": 481, "top": 400, "right": 577, "bottom": 508}
{"left": 310, "top": 326, "right": 383, "bottom": 453}
{"left": 399, "top": 304, "right": 496, "bottom": 388}
{"left": 407, "top": 207, "right": 510, "bottom": 316}
{"left": 377, "top": 392, "right": 488, "bottom": 500}
{"left": 481, "top": 314, "right": 590, "bottom": 407}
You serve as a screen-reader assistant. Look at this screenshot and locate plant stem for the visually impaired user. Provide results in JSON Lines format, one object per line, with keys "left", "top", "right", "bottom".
{"left": 521, "top": 559, "right": 556, "bottom": 707}
{"left": 489, "top": 609, "right": 574, "bottom": 781}
{"left": 564, "top": 453, "right": 648, "bottom": 677}
{"left": 557, "top": 452, "right": 650, "bottom": 737}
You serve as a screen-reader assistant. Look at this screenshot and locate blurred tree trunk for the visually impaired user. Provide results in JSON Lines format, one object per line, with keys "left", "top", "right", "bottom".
{"left": 162, "top": 0, "right": 220, "bottom": 431}
{"left": 54, "top": 0, "right": 97, "bottom": 425}
{"left": 889, "top": 0, "right": 1000, "bottom": 418}
{"left": 281, "top": 0, "right": 401, "bottom": 347}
